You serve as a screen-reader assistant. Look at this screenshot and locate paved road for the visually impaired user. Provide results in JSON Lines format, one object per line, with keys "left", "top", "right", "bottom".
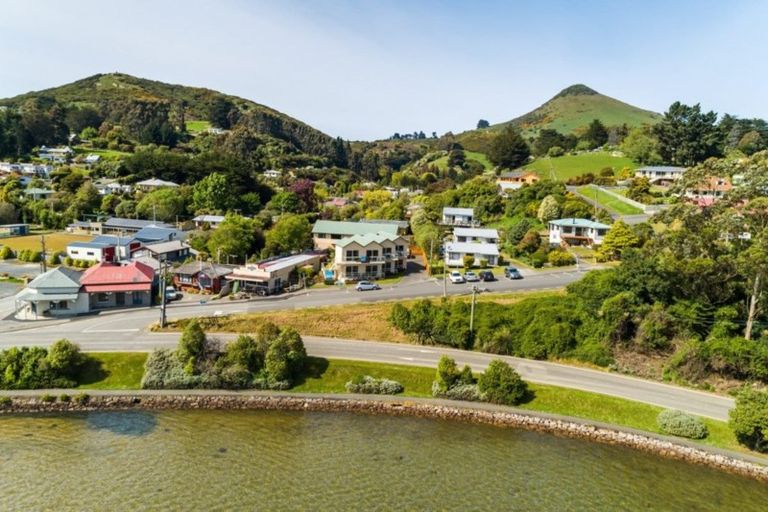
{"left": 0, "top": 267, "right": 592, "bottom": 336}
{"left": 1, "top": 330, "right": 734, "bottom": 421}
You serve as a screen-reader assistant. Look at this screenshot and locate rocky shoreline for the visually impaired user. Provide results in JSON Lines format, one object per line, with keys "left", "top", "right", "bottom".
{"left": 1, "top": 392, "right": 766, "bottom": 483}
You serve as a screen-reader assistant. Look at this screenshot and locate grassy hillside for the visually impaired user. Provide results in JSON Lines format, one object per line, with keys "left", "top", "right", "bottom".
{"left": 0, "top": 73, "right": 333, "bottom": 155}
{"left": 456, "top": 84, "right": 661, "bottom": 153}
{"left": 432, "top": 150, "right": 493, "bottom": 171}
{"left": 523, "top": 151, "right": 640, "bottom": 181}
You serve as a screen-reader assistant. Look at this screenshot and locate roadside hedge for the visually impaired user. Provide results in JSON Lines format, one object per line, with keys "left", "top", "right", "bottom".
{"left": 345, "top": 375, "right": 404, "bottom": 395}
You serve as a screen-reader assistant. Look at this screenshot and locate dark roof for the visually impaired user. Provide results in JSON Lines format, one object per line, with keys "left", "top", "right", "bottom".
{"left": 172, "top": 261, "right": 235, "bottom": 278}
{"left": 91, "top": 235, "right": 137, "bottom": 247}
{"left": 103, "top": 217, "right": 173, "bottom": 230}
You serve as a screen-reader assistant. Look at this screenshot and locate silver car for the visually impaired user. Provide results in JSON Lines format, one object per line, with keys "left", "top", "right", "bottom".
{"left": 356, "top": 281, "right": 381, "bottom": 291}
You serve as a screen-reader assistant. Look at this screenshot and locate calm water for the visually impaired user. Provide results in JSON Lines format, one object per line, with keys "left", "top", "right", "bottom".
{"left": 0, "top": 410, "right": 766, "bottom": 511}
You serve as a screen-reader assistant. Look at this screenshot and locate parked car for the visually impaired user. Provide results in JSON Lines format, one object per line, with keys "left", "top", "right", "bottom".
{"left": 165, "top": 286, "right": 182, "bottom": 302}
{"left": 356, "top": 281, "right": 381, "bottom": 291}
{"left": 478, "top": 270, "right": 495, "bottom": 281}
{"left": 449, "top": 271, "right": 465, "bottom": 284}
{"left": 463, "top": 271, "right": 480, "bottom": 282}
{"left": 504, "top": 267, "right": 523, "bottom": 280}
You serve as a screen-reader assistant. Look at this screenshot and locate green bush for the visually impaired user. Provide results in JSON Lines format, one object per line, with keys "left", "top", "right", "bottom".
{"left": 59, "top": 394, "right": 71, "bottom": 402}
{"left": 0, "top": 340, "right": 86, "bottom": 390}
{"left": 64, "top": 256, "right": 74, "bottom": 266}
{"left": 74, "top": 393, "right": 90, "bottom": 404}
{"left": 729, "top": 388, "right": 768, "bottom": 452}
{"left": 478, "top": 359, "right": 528, "bottom": 406}
{"left": 432, "top": 381, "right": 482, "bottom": 401}
{"left": 547, "top": 146, "right": 565, "bottom": 157}
{"left": 656, "top": 409, "right": 708, "bottom": 439}
{"left": 463, "top": 255, "right": 475, "bottom": 268}
{"left": 434, "top": 355, "right": 461, "bottom": 393}
{"left": 548, "top": 249, "right": 576, "bottom": 267}
{"left": 40, "top": 393, "right": 56, "bottom": 403}
{"left": 345, "top": 375, "right": 404, "bottom": 395}
{"left": 0, "top": 246, "right": 14, "bottom": 259}
{"left": 0, "top": 396, "right": 11, "bottom": 407}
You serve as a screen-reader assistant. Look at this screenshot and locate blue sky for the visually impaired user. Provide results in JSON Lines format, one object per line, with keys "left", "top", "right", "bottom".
{"left": 1, "top": 0, "right": 766, "bottom": 140}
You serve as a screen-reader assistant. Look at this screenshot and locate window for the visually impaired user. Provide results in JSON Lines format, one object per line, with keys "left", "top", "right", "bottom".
{"left": 179, "top": 275, "right": 192, "bottom": 284}
{"left": 345, "top": 250, "right": 359, "bottom": 261}
{"left": 97, "top": 293, "right": 109, "bottom": 303}
{"left": 132, "top": 292, "right": 143, "bottom": 305}
{"left": 71, "top": 250, "right": 79, "bottom": 255}
{"left": 366, "top": 250, "right": 379, "bottom": 260}
{"left": 396, "top": 245, "right": 404, "bottom": 253}
{"left": 365, "top": 265, "right": 376, "bottom": 275}
{"left": 87, "top": 251, "right": 94, "bottom": 256}
{"left": 50, "top": 300, "right": 69, "bottom": 310}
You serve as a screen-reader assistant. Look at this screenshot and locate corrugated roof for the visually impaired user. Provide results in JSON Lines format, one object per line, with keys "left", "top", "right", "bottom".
{"left": 15, "top": 289, "right": 79, "bottom": 302}
{"left": 142, "top": 240, "right": 188, "bottom": 254}
{"left": 444, "top": 241, "right": 499, "bottom": 256}
{"left": 104, "top": 217, "right": 172, "bottom": 230}
{"left": 80, "top": 261, "right": 154, "bottom": 286}
{"left": 443, "top": 207, "right": 474, "bottom": 216}
{"left": 27, "top": 267, "right": 82, "bottom": 290}
{"left": 172, "top": 261, "right": 235, "bottom": 277}
{"left": 549, "top": 218, "right": 610, "bottom": 229}
{"left": 335, "top": 232, "right": 404, "bottom": 248}
{"left": 192, "top": 215, "right": 225, "bottom": 223}
{"left": 311, "top": 220, "right": 399, "bottom": 236}
{"left": 636, "top": 166, "right": 686, "bottom": 173}
{"left": 135, "top": 178, "right": 179, "bottom": 187}
{"left": 134, "top": 226, "right": 183, "bottom": 242}
{"left": 453, "top": 227, "right": 499, "bottom": 239}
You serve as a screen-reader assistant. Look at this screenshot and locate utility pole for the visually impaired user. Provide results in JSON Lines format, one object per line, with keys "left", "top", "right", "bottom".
{"left": 159, "top": 257, "right": 167, "bottom": 328}
{"left": 40, "top": 234, "right": 47, "bottom": 273}
{"left": 469, "top": 285, "right": 478, "bottom": 334}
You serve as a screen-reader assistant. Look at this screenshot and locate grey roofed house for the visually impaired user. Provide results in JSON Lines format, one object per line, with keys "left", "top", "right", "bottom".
{"left": 103, "top": 217, "right": 174, "bottom": 233}
{"left": 172, "top": 261, "right": 234, "bottom": 278}
{"left": 90, "top": 235, "right": 138, "bottom": 247}
{"left": 14, "top": 266, "right": 88, "bottom": 319}
{"left": 26, "top": 266, "right": 81, "bottom": 291}
{"left": 311, "top": 220, "right": 400, "bottom": 237}
{"left": 133, "top": 226, "right": 184, "bottom": 243}
{"left": 135, "top": 178, "right": 180, "bottom": 188}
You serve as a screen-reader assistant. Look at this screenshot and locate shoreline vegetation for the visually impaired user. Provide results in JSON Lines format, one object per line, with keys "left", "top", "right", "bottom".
{"left": 0, "top": 391, "right": 766, "bottom": 483}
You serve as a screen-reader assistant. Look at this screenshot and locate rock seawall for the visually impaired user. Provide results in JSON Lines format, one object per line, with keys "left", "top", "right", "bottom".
{"left": 1, "top": 393, "right": 766, "bottom": 483}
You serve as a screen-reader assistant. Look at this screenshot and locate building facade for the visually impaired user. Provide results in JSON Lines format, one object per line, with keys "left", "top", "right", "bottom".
{"left": 548, "top": 218, "right": 610, "bottom": 246}
{"left": 333, "top": 233, "right": 408, "bottom": 281}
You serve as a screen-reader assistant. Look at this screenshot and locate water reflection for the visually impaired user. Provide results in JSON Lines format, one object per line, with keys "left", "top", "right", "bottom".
{"left": 86, "top": 411, "right": 157, "bottom": 436}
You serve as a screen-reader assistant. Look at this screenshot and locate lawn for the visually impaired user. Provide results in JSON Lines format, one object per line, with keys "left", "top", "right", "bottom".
{"left": 294, "top": 358, "right": 742, "bottom": 453}
{"left": 0, "top": 232, "right": 92, "bottom": 253}
{"left": 78, "top": 352, "right": 148, "bottom": 390}
{"left": 74, "top": 146, "right": 131, "bottom": 160}
{"left": 186, "top": 120, "right": 212, "bottom": 134}
{"left": 576, "top": 185, "right": 644, "bottom": 215}
{"left": 524, "top": 151, "right": 639, "bottom": 181}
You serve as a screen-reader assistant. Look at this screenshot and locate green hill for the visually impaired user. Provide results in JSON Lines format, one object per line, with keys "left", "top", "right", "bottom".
{"left": 0, "top": 72, "right": 333, "bottom": 156}
{"left": 456, "top": 84, "right": 661, "bottom": 152}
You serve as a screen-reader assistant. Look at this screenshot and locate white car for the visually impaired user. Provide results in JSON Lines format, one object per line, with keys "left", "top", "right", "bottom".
{"left": 463, "top": 271, "right": 480, "bottom": 282}
{"left": 356, "top": 281, "right": 381, "bottom": 291}
{"left": 449, "top": 271, "right": 465, "bottom": 284}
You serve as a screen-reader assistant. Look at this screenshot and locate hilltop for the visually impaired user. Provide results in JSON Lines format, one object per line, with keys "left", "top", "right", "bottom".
{"left": 0, "top": 73, "right": 334, "bottom": 156}
{"left": 456, "top": 84, "right": 661, "bottom": 152}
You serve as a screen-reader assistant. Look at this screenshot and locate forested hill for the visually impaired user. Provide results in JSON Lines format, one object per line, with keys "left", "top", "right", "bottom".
{"left": 456, "top": 84, "right": 661, "bottom": 152}
{"left": 0, "top": 73, "right": 334, "bottom": 157}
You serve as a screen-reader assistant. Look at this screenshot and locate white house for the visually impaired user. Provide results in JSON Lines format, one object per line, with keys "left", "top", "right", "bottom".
{"left": 311, "top": 220, "right": 400, "bottom": 250}
{"left": 38, "top": 146, "right": 74, "bottom": 163}
{"left": 333, "top": 232, "right": 409, "bottom": 281}
{"left": 548, "top": 218, "right": 610, "bottom": 247}
{"left": 264, "top": 169, "right": 282, "bottom": 179}
{"left": 443, "top": 241, "right": 499, "bottom": 267}
{"left": 226, "top": 253, "right": 325, "bottom": 295}
{"left": 452, "top": 227, "right": 499, "bottom": 245}
{"left": 135, "top": 178, "right": 180, "bottom": 191}
{"left": 193, "top": 214, "right": 226, "bottom": 229}
{"left": 14, "top": 267, "right": 88, "bottom": 320}
{"left": 24, "top": 188, "right": 55, "bottom": 200}
{"left": 442, "top": 207, "right": 475, "bottom": 226}
{"left": 634, "top": 166, "right": 686, "bottom": 186}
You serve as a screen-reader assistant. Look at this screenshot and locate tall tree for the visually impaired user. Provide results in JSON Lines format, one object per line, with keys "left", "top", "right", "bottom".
{"left": 582, "top": 119, "right": 609, "bottom": 148}
{"left": 191, "top": 172, "right": 234, "bottom": 213}
{"left": 654, "top": 102, "right": 723, "bottom": 166}
{"left": 263, "top": 214, "right": 312, "bottom": 257}
{"left": 488, "top": 125, "right": 531, "bottom": 169}
{"left": 476, "top": 119, "right": 490, "bottom": 129}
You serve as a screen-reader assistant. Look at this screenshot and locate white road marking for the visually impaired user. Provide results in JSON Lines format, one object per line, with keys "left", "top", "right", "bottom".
{"left": 83, "top": 328, "right": 141, "bottom": 333}
{"left": 400, "top": 357, "right": 415, "bottom": 361}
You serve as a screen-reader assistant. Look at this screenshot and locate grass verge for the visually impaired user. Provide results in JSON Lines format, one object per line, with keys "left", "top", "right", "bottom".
{"left": 77, "top": 353, "right": 147, "bottom": 390}
{"left": 525, "top": 152, "right": 639, "bottom": 181}
{"left": 576, "top": 185, "right": 643, "bottom": 215}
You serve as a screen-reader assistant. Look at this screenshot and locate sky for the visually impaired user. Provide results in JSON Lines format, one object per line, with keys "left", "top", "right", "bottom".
{"left": 1, "top": 0, "right": 766, "bottom": 140}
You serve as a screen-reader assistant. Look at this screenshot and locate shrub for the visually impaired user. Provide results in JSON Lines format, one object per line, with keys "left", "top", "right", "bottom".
{"left": 478, "top": 258, "right": 488, "bottom": 269}
{"left": 729, "top": 388, "right": 768, "bottom": 452}
{"left": 656, "top": 409, "right": 708, "bottom": 439}
{"left": 478, "top": 359, "right": 528, "bottom": 406}
{"left": 434, "top": 355, "right": 461, "bottom": 393}
{"left": 432, "top": 381, "right": 483, "bottom": 401}
{"left": 177, "top": 319, "right": 207, "bottom": 373}
{"left": 345, "top": 375, "right": 404, "bottom": 395}
{"left": 0, "top": 341, "right": 85, "bottom": 390}
{"left": 548, "top": 250, "right": 576, "bottom": 267}
{"left": 462, "top": 255, "right": 475, "bottom": 268}
{"left": 40, "top": 393, "right": 56, "bottom": 403}
{"left": 547, "top": 146, "right": 565, "bottom": 157}
{"left": 64, "top": 256, "right": 73, "bottom": 267}
{"left": 0, "top": 396, "right": 11, "bottom": 407}
{"left": 0, "top": 246, "right": 14, "bottom": 259}
{"left": 59, "top": 394, "right": 71, "bottom": 402}
{"left": 74, "top": 393, "right": 90, "bottom": 404}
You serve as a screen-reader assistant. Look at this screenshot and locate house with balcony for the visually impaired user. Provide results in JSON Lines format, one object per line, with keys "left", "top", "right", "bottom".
{"left": 192, "top": 215, "right": 226, "bottom": 229}
{"left": 497, "top": 170, "right": 539, "bottom": 193}
{"left": 172, "top": 261, "right": 235, "bottom": 294}
{"left": 684, "top": 176, "right": 733, "bottom": 207}
{"left": 452, "top": 227, "right": 499, "bottom": 245}
{"left": 333, "top": 232, "right": 408, "bottom": 281}
{"left": 226, "top": 253, "right": 325, "bottom": 295}
{"left": 79, "top": 261, "right": 155, "bottom": 310}
{"left": 311, "top": 220, "right": 401, "bottom": 250}
{"left": 441, "top": 207, "right": 475, "bottom": 226}
{"left": 132, "top": 239, "right": 191, "bottom": 262}
{"left": 634, "top": 166, "right": 686, "bottom": 186}
{"left": 443, "top": 241, "right": 499, "bottom": 267}
{"left": 135, "top": 178, "right": 180, "bottom": 191}
{"left": 548, "top": 218, "right": 610, "bottom": 247}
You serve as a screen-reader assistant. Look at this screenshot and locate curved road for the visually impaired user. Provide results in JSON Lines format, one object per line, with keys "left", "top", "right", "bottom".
{"left": 3, "top": 330, "right": 734, "bottom": 421}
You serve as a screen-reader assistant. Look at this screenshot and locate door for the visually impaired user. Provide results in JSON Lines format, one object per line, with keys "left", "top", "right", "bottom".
{"left": 116, "top": 293, "right": 125, "bottom": 307}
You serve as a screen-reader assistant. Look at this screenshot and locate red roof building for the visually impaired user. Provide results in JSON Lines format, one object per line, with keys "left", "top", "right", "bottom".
{"left": 79, "top": 261, "right": 155, "bottom": 309}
